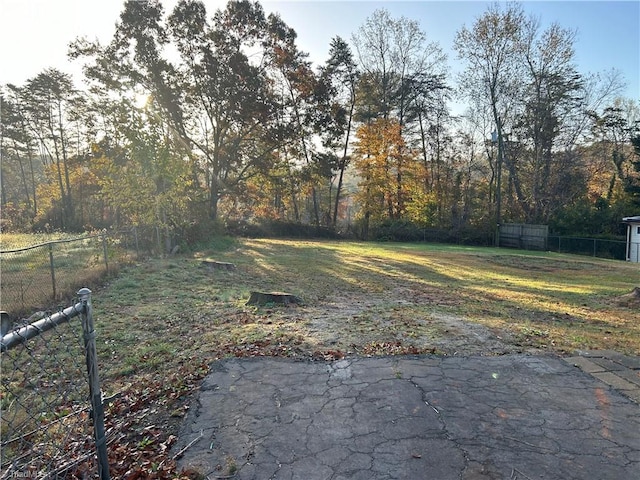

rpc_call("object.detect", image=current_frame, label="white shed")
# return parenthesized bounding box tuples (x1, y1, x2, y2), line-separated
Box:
(623, 216, 640, 262)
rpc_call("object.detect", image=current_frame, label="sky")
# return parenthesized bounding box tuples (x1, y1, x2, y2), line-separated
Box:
(1, 0, 638, 103)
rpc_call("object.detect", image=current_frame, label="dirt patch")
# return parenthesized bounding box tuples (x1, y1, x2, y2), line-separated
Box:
(254, 283, 529, 358)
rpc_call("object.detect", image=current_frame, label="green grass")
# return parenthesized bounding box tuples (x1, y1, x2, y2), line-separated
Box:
(4, 238, 638, 476)
(0, 233, 112, 317)
(92, 239, 639, 377)
(0, 232, 82, 250)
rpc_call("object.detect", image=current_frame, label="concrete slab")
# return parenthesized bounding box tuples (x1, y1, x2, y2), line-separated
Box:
(591, 372, 638, 391)
(589, 357, 627, 372)
(564, 356, 607, 373)
(613, 355, 640, 370)
(615, 368, 640, 387)
(175, 354, 640, 479)
(577, 351, 640, 369)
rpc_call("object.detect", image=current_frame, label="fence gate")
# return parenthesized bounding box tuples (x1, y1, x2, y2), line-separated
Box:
(0, 289, 109, 479)
(499, 223, 548, 250)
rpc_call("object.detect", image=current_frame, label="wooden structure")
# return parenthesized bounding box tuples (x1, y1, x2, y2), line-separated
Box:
(499, 223, 548, 250)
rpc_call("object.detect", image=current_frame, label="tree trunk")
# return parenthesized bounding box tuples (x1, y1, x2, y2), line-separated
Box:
(209, 176, 219, 221)
(0, 163, 6, 207)
(333, 160, 346, 227)
(333, 100, 354, 227)
(28, 147, 37, 217)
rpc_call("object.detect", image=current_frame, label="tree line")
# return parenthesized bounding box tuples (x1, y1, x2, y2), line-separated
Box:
(1, 0, 639, 242)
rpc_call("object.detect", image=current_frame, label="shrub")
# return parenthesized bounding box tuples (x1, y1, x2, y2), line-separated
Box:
(225, 219, 340, 239)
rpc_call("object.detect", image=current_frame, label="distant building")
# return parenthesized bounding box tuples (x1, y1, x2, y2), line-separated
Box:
(622, 216, 640, 262)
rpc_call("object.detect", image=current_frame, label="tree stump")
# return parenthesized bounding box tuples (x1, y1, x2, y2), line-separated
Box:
(617, 286, 640, 307)
(202, 260, 236, 271)
(246, 291, 302, 306)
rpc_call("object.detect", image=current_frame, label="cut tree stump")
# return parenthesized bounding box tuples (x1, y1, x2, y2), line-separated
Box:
(202, 260, 236, 271)
(246, 291, 302, 306)
(617, 286, 640, 307)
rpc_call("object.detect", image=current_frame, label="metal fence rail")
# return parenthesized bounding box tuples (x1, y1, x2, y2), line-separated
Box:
(0, 234, 107, 318)
(0, 227, 174, 318)
(547, 236, 629, 260)
(1, 289, 109, 479)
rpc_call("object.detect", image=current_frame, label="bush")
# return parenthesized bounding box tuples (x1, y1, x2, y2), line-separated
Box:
(372, 220, 424, 242)
(225, 219, 341, 239)
(179, 220, 237, 251)
(181, 219, 229, 250)
(368, 219, 494, 246)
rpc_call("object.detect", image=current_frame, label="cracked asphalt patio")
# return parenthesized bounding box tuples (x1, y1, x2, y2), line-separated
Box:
(175, 353, 640, 480)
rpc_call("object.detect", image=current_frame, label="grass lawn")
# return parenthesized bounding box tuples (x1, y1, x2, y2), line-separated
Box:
(0, 232, 111, 316)
(7, 238, 639, 477)
(95, 238, 639, 372)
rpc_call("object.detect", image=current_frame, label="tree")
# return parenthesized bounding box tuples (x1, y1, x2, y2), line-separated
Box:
(589, 101, 640, 210)
(268, 16, 323, 225)
(353, 118, 417, 237)
(630, 133, 640, 208)
(318, 36, 359, 227)
(455, 2, 526, 227)
(352, 8, 446, 234)
(0, 91, 40, 225)
(515, 19, 584, 222)
(73, 0, 297, 222)
(7, 69, 85, 229)
(93, 97, 197, 233)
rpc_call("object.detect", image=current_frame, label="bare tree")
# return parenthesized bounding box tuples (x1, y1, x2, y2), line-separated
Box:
(455, 2, 526, 227)
(517, 19, 583, 221)
(352, 8, 446, 127)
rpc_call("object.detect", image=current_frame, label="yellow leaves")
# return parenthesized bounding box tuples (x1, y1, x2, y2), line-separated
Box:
(353, 119, 422, 221)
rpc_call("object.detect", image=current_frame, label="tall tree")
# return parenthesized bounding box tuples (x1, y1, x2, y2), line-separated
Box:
(168, 0, 279, 220)
(353, 8, 446, 233)
(516, 19, 583, 221)
(10, 69, 84, 229)
(73, 0, 300, 221)
(318, 36, 359, 227)
(455, 2, 526, 226)
(353, 118, 417, 236)
(0, 91, 40, 222)
(630, 132, 640, 209)
(268, 16, 323, 224)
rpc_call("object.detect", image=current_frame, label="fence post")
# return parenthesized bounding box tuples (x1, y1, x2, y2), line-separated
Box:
(78, 288, 110, 480)
(49, 243, 57, 300)
(0, 311, 10, 336)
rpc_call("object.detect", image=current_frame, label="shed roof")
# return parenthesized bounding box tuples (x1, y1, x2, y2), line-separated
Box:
(623, 216, 640, 223)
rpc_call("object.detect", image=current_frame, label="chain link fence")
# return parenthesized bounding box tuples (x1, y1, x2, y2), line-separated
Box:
(0, 228, 176, 477)
(1, 289, 109, 479)
(547, 235, 630, 260)
(0, 227, 175, 319)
